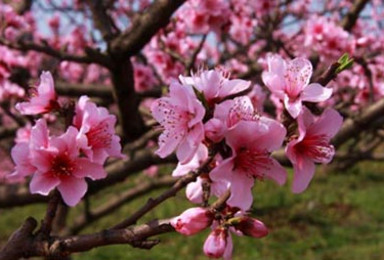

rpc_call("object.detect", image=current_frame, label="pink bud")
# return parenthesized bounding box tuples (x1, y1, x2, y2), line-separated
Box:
(171, 207, 213, 236)
(234, 217, 269, 238)
(203, 228, 228, 258)
(204, 118, 225, 142)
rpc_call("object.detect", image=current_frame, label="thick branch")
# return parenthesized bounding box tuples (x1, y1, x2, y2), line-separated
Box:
(55, 81, 113, 99)
(109, 59, 146, 142)
(109, 0, 186, 59)
(333, 98, 384, 148)
(341, 0, 370, 31)
(85, 0, 117, 41)
(0, 217, 37, 260)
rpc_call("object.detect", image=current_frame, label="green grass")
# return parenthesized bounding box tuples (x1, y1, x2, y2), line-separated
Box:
(1, 162, 384, 260)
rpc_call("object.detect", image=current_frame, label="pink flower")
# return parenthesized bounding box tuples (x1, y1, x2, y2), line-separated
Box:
(205, 96, 257, 142)
(171, 207, 213, 236)
(172, 144, 208, 177)
(203, 228, 232, 259)
(15, 71, 59, 115)
(286, 108, 343, 193)
(179, 69, 250, 105)
(233, 217, 269, 238)
(29, 126, 107, 206)
(9, 119, 49, 181)
(262, 55, 332, 118)
(74, 96, 124, 165)
(210, 119, 287, 210)
(151, 80, 205, 164)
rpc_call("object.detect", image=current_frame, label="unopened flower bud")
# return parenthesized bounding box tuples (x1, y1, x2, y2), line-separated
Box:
(233, 216, 268, 238)
(203, 228, 228, 258)
(171, 207, 213, 235)
(204, 118, 225, 142)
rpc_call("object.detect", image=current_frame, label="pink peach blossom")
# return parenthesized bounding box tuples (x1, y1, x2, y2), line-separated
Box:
(286, 107, 343, 193)
(210, 119, 287, 210)
(204, 96, 257, 143)
(74, 96, 124, 164)
(179, 69, 250, 105)
(262, 55, 332, 118)
(151, 80, 205, 164)
(29, 126, 107, 206)
(9, 119, 49, 181)
(15, 71, 59, 115)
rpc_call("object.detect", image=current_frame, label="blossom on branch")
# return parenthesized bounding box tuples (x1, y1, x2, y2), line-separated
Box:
(15, 71, 59, 115)
(74, 96, 124, 165)
(286, 107, 343, 193)
(262, 55, 332, 118)
(29, 126, 107, 206)
(210, 119, 287, 211)
(151, 80, 205, 164)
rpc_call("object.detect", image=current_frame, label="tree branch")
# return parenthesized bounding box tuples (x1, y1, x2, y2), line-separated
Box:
(111, 155, 214, 229)
(70, 176, 176, 234)
(333, 98, 384, 148)
(0, 38, 112, 67)
(55, 81, 113, 99)
(109, 0, 186, 59)
(341, 0, 370, 31)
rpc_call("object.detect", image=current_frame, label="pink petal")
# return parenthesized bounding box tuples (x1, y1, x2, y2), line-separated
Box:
(30, 172, 60, 195)
(285, 138, 301, 164)
(155, 130, 180, 158)
(223, 232, 233, 260)
(210, 158, 233, 183)
(186, 178, 204, 204)
(90, 148, 109, 164)
(73, 158, 107, 180)
(255, 118, 286, 151)
(267, 54, 286, 75)
(220, 79, 250, 98)
(30, 119, 49, 149)
(57, 177, 87, 206)
(291, 157, 315, 194)
(30, 149, 56, 172)
(284, 95, 302, 119)
(286, 58, 312, 90)
(227, 172, 254, 211)
(225, 121, 269, 151)
(262, 72, 286, 97)
(38, 71, 55, 98)
(15, 102, 47, 115)
(173, 144, 208, 177)
(200, 70, 221, 100)
(308, 108, 343, 137)
(264, 158, 287, 186)
(301, 83, 332, 102)
(176, 123, 204, 164)
(297, 107, 315, 136)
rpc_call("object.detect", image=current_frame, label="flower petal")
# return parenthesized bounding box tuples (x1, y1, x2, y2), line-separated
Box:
(291, 157, 315, 193)
(284, 95, 302, 119)
(73, 158, 107, 180)
(57, 177, 87, 206)
(301, 83, 332, 102)
(265, 158, 287, 186)
(30, 172, 60, 196)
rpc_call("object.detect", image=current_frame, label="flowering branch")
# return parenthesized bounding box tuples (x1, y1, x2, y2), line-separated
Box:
(112, 155, 215, 229)
(69, 175, 176, 234)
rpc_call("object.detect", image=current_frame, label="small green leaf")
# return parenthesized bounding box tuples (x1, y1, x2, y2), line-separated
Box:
(336, 53, 354, 74)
